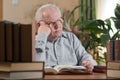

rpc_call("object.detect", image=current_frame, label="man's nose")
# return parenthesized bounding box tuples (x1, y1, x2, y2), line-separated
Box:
(54, 25, 59, 29)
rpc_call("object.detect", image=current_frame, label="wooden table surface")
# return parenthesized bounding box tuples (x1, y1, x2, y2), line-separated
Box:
(44, 72, 107, 79)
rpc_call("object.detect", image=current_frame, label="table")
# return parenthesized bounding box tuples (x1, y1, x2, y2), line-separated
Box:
(44, 72, 107, 79)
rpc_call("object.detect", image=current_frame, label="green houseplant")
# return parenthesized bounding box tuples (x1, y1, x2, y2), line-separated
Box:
(63, 3, 120, 64)
(81, 4, 120, 64)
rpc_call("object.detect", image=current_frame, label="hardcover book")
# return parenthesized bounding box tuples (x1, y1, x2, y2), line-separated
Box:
(114, 40, 120, 61)
(5, 22, 13, 62)
(107, 69, 120, 78)
(107, 61, 120, 78)
(0, 21, 5, 61)
(0, 21, 36, 62)
(0, 71, 43, 79)
(107, 61, 120, 70)
(13, 24, 20, 62)
(20, 24, 35, 62)
(106, 40, 120, 61)
(0, 62, 44, 79)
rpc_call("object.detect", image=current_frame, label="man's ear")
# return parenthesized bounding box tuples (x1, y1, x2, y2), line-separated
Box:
(60, 18, 64, 24)
(36, 22, 40, 27)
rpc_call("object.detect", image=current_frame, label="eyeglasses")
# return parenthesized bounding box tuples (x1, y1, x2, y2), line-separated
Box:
(42, 18, 61, 27)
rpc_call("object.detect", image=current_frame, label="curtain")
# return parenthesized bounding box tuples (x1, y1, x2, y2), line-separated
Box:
(79, 0, 96, 23)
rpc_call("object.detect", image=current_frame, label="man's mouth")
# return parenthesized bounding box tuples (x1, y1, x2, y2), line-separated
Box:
(55, 30, 61, 32)
(55, 30, 60, 32)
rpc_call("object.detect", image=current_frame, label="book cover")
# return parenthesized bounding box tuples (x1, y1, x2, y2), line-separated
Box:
(107, 61, 120, 70)
(0, 71, 43, 79)
(0, 62, 44, 72)
(0, 62, 44, 79)
(0, 21, 5, 61)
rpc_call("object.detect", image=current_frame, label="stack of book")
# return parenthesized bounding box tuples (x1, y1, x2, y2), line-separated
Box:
(0, 62, 44, 79)
(106, 40, 120, 61)
(106, 40, 120, 78)
(0, 21, 36, 62)
(0, 21, 45, 79)
(107, 61, 120, 78)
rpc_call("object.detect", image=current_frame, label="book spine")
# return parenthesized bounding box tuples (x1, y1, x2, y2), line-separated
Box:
(0, 22, 35, 62)
(5, 23, 13, 62)
(109, 40, 114, 61)
(114, 40, 120, 61)
(106, 41, 110, 61)
(20, 24, 32, 62)
(106, 40, 114, 61)
(0, 22, 5, 61)
(13, 24, 20, 62)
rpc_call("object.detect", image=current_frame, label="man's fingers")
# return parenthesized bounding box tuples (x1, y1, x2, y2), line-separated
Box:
(82, 60, 94, 72)
(39, 21, 45, 25)
(82, 61, 87, 66)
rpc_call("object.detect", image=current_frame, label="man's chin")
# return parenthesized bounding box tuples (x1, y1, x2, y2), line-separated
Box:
(55, 32, 62, 37)
(52, 34, 61, 41)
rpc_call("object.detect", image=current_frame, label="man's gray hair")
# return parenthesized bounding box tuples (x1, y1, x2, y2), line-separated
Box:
(35, 3, 62, 23)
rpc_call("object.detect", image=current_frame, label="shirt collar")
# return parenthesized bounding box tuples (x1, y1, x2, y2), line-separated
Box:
(61, 31, 68, 38)
(47, 31, 68, 42)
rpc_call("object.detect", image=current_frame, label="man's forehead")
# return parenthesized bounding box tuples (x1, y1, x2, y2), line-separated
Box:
(42, 10, 61, 22)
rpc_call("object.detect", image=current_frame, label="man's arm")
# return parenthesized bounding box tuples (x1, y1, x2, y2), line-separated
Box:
(35, 21, 51, 61)
(35, 33, 47, 53)
(35, 33, 47, 61)
(72, 33, 97, 72)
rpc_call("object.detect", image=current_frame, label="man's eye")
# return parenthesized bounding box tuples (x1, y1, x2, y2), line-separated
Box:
(45, 22, 50, 25)
(52, 22, 56, 25)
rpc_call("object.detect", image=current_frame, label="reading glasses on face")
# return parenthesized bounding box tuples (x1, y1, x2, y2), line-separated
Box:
(42, 18, 61, 26)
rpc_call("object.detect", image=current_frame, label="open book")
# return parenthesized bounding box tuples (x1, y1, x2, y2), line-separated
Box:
(45, 65, 92, 74)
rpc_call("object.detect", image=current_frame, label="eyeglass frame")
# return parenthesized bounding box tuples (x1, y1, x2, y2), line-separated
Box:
(40, 17, 62, 27)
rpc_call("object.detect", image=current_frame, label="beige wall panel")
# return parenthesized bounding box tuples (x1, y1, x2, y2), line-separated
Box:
(3, 0, 78, 24)
(0, 0, 2, 21)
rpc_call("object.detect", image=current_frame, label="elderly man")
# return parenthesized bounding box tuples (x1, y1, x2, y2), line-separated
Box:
(34, 3, 97, 72)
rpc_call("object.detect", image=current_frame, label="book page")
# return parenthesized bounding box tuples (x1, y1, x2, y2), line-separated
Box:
(53, 65, 90, 74)
(54, 65, 86, 70)
(45, 67, 58, 74)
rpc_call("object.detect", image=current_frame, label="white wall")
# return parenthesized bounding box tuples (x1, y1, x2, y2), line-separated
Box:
(96, 0, 119, 20)
(96, 0, 120, 36)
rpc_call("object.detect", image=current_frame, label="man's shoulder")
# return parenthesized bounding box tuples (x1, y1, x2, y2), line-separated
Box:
(62, 31, 75, 37)
(62, 31, 80, 42)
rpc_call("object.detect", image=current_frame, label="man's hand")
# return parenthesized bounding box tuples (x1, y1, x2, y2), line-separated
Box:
(37, 21, 51, 36)
(82, 60, 94, 72)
